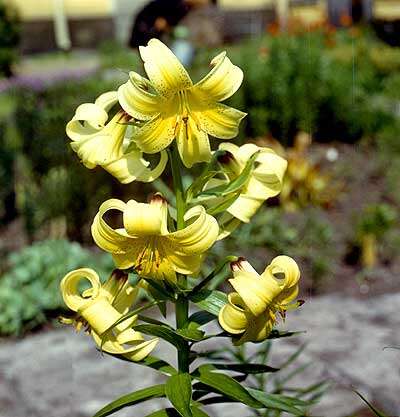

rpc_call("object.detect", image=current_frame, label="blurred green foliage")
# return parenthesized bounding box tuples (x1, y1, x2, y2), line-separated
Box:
(194, 28, 400, 144)
(1, 77, 150, 241)
(0, 239, 113, 336)
(212, 207, 335, 292)
(0, 0, 20, 77)
(356, 203, 397, 238)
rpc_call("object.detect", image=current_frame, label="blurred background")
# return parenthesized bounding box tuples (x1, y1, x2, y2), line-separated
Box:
(0, 1, 399, 416)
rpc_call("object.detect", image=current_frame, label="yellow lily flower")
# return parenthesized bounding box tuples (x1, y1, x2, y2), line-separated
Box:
(218, 292, 276, 345)
(204, 143, 287, 238)
(118, 38, 246, 168)
(218, 256, 301, 344)
(66, 90, 168, 183)
(91, 194, 219, 283)
(60, 268, 158, 361)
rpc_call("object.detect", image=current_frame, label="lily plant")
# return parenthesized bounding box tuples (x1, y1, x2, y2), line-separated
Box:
(60, 39, 309, 417)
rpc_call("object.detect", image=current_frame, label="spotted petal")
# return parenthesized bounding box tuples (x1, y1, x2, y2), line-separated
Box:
(194, 51, 244, 102)
(139, 38, 193, 98)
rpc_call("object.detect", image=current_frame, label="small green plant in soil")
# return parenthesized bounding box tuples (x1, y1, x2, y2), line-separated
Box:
(0, 239, 113, 336)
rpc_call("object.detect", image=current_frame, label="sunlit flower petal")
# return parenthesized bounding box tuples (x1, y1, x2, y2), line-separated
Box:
(195, 103, 247, 139)
(118, 72, 160, 120)
(139, 38, 193, 97)
(103, 147, 168, 184)
(175, 117, 211, 168)
(60, 268, 158, 360)
(194, 51, 244, 102)
(217, 143, 287, 223)
(66, 91, 167, 183)
(91, 195, 219, 282)
(133, 114, 177, 154)
(218, 257, 301, 344)
(121, 39, 245, 167)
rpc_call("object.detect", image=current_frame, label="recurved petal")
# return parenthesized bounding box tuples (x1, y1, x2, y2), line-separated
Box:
(164, 251, 204, 277)
(194, 51, 244, 102)
(253, 150, 288, 196)
(229, 271, 266, 317)
(176, 118, 211, 168)
(139, 38, 192, 97)
(132, 114, 176, 154)
(263, 256, 300, 305)
(197, 103, 246, 139)
(118, 72, 160, 120)
(95, 90, 119, 111)
(103, 148, 168, 184)
(69, 111, 129, 168)
(60, 268, 101, 312)
(91, 199, 134, 254)
(218, 293, 249, 335)
(167, 205, 219, 255)
(226, 192, 263, 223)
(123, 198, 167, 236)
(92, 331, 159, 361)
(66, 103, 108, 142)
(237, 311, 275, 344)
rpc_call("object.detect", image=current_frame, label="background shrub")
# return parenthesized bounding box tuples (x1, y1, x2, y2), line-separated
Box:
(0, 239, 113, 336)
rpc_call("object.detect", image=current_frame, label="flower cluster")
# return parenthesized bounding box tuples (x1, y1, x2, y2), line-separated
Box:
(60, 39, 302, 364)
(219, 256, 302, 344)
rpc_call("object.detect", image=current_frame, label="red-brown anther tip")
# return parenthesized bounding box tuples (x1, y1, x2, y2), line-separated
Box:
(230, 256, 247, 271)
(217, 150, 235, 165)
(149, 193, 167, 204)
(112, 269, 128, 281)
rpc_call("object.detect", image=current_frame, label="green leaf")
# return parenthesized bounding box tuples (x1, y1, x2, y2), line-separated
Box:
(145, 409, 179, 417)
(354, 391, 388, 417)
(201, 151, 258, 197)
(176, 327, 205, 341)
(98, 352, 176, 375)
(207, 192, 240, 216)
(165, 373, 193, 417)
(186, 170, 220, 201)
(143, 277, 174, 300)
(138, 314, 173, 328)
(267, 329, 305, 340)
(93, 384, 165, 417)
(204, 363, 279, 374)
(189, 289, 227, 316)
(193, 370, 262, 409)
(191, 405, 211, 417)
(190, 256, 238, 294)
(103, 301, 158, 334)
(247, 388, 307, 415)
(145, 407, 209, 417)
(134, 324, 187, 350)
(188, 311, 216, 327)
(138, 355, 177, 375)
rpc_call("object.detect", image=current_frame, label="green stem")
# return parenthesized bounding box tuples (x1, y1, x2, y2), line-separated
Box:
(169, 145, 189, 373)
(169, 146, 185, 230)
(176, 293, 190, 373)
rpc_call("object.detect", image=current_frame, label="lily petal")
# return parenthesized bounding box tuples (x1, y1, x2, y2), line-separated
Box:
(139, 38, 192, 98)
(176, 118, 211, 168)
(118, 72, 160, 120)
(168, 206, 219, 255)
(194, 51, 244, 102)
(103, 148, 168, 184)
(197, 103, 247, 139)
(123, 197, 168, 236)
(218, 293, 249, 334)
(133, 114, 176, 154)
(91, 199, 133, 254)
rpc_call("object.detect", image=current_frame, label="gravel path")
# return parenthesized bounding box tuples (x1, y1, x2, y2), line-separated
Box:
(1, 293, 399, 417)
